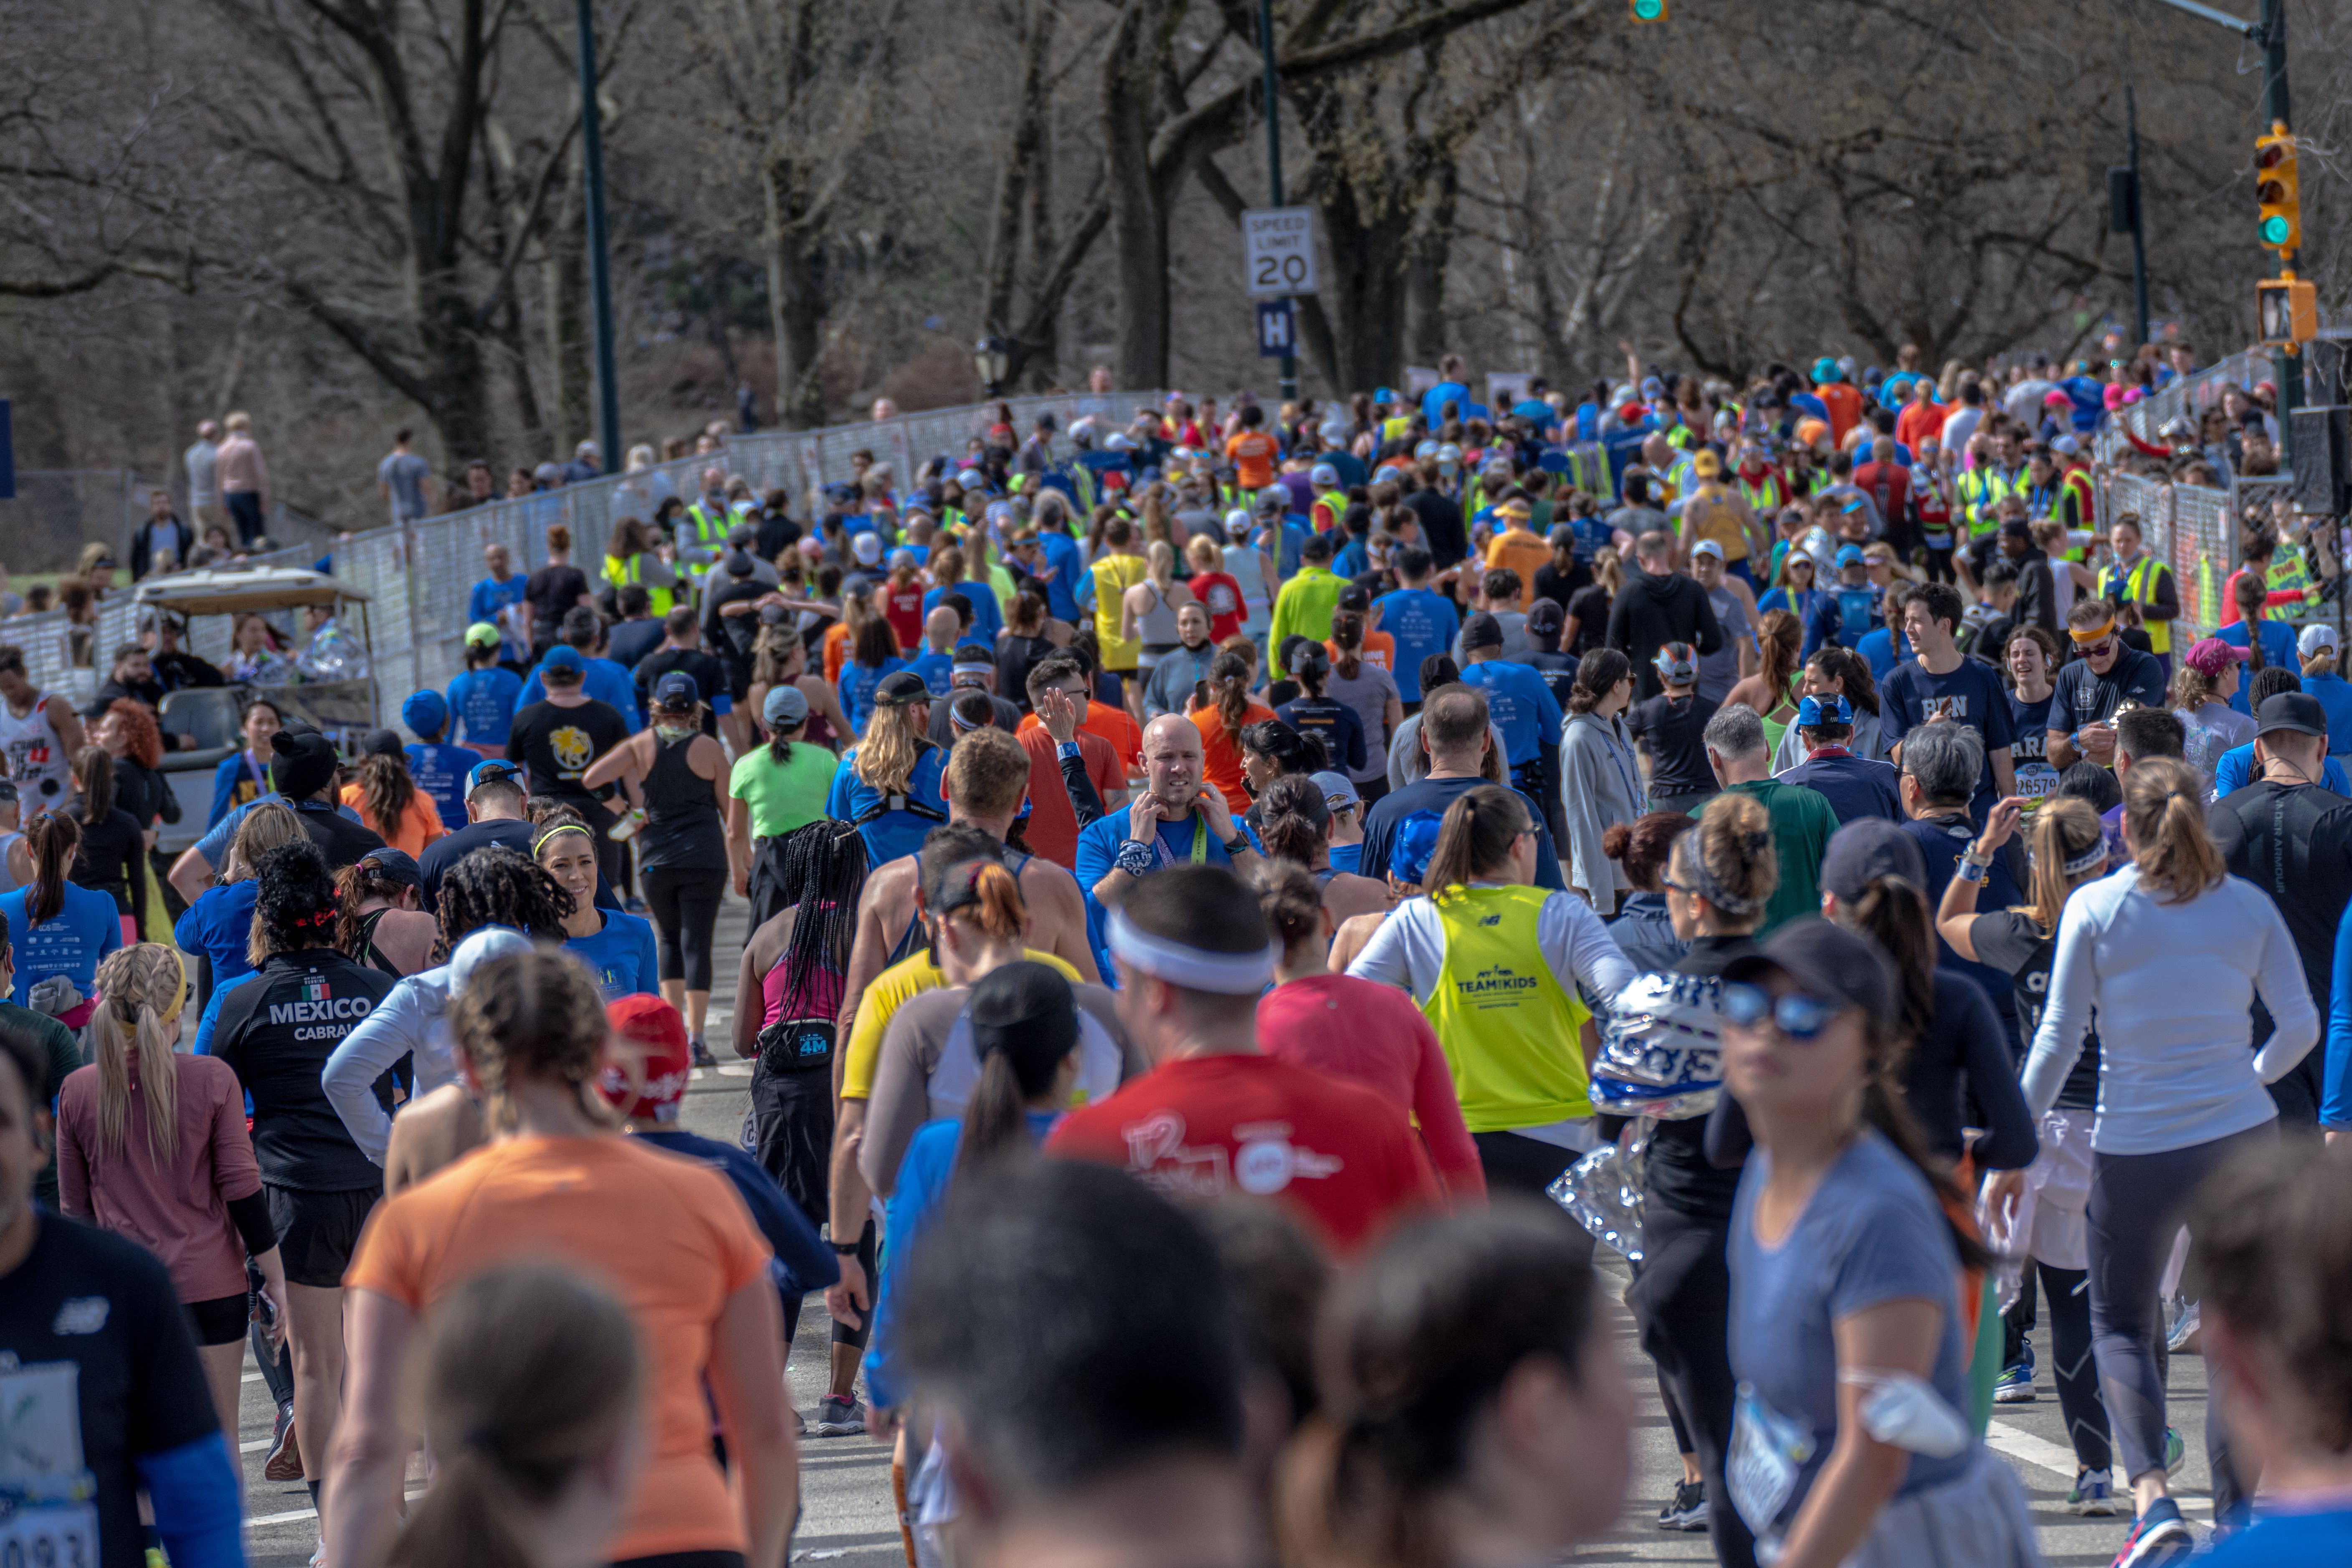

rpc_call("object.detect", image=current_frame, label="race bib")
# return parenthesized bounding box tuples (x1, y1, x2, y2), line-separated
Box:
(2015, 762, 2060, 808)
(1727, 1383, 1815, 1538)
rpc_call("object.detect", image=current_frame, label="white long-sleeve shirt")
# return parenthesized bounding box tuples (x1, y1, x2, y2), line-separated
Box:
(321, 965, 463, 1164)
(1347, 883, 1637, 1011)
(2024, 865, 2317, 1155)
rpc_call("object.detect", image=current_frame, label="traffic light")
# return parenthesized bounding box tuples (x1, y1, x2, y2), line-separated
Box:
(2257, 277, 2317, 347)
(2256, 124, 2300, 257)
(1629, 0, 1666, 19)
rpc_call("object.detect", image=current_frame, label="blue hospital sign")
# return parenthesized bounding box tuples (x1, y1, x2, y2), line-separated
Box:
(1256, 299, 1296, 359)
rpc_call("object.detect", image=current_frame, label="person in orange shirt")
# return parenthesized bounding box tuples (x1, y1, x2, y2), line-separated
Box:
(1483, 501, 1550, 611)
(329, 947, 796, 1568)
(1894, 377, 1948, 454)
(339, 736, 448, 857)
(1224, 404, 1280, 492)
(1328, 582, 1394, 673)
(1812, 357, 1864, 446)
(1188, 649, 1274, 800)
(1015, 648, 1144, 778)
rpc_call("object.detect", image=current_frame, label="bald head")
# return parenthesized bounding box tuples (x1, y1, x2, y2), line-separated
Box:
(1140, 714, 1205, 808)
(925, 605, 960, 651)
(1642, 433, 1673, 469)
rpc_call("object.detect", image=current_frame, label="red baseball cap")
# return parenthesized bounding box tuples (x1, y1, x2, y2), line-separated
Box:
(598, 995, 692, 1121)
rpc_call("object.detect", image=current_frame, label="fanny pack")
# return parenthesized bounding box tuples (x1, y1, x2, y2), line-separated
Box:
(755, 1016, 836, 1075)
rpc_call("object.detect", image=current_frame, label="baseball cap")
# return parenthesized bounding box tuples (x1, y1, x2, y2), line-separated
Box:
(1691, 538, 1725, 561)
(541, 643, 586, 673)
(2051, 434, 2081, 456)
(1653, 642, 1698, 685)
(853, 532, 883, 565)
(353, 846, 421, 892)
(402, 689, 449, 738)
(724, 550, 757, 578)
(465, 621, 503, 650)
(1460, 612, 1506, 652)
(2298, 624, 2339, 659)
(360, 727, 405, 759)
(1335, 583, 1372, 613)
(1794, 693, 1852, 729)
(1309, 463, 1339, 488)
(1392, 813, 1446, 888)
(1724, 918, 1897, 1023)
(598, 994, 693, 1122)
(1691, 449, 1723, 477)
(1525, 598, 1565, 637)
(652, 671, 701, 711)
(968, 961, 1079, 1069)
(1816, 819, 1928, 904)
(1225, 509, 1254, 538)
(1498, 499, 1532, 520)
(874, 670, 930, 708)
(268, 729, 340, 800)
(2256, 691, 2327, 740)
(466, 758, 525, 795)
(448, 927, 532, 993)
(1373, 387, 1396, 404)
(2187, 637, 2253, 678)
(1834, 544, 1866, 569)
(1310, 770, 1360, 811)
(763, 684, 810, 729)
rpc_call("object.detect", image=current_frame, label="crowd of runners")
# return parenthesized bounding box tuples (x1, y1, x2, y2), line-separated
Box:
(7, 346, 2352, 1568)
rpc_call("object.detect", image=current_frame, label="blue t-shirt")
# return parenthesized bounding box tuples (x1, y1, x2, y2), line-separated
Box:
(190, 969, 258, 1060)
(826, 747, 948, 869)
(1332, 537, 1371, 579)
(2198, 1508, 2352, 1568)
(0, 884, 124, 1005)
(448, 667, 525, 748)
(1357, 774, 1563, 892)
(1033, 532, 1086, 623)
(635, 1129, 835, 1298)
(1371, 588, 1463, 702)
(1727, 1130, 1976, 1537)
(2216, 619, 2299, 714)
(1878, 657, 2015, 817)
(906, 651, 956, 699)
(174, 880, 261, 986)
(519, 657, 644, 731)
(1853, 626, 1910, 683)
(469, 573, 530, 663)
(1328, 842, 1362, 876)
(924, 583, 1003, 648)
(2303, 671, 2352, 754)
(1421, 381, 1471, 427)
(194, 795, 366, 872)
(564, 909, 659, 999)
(1757, 586, 1824, 628)
(2214, 742, 2352, 800)
(208, 749, 273, 828)
(406, 742, 479, 833)
(1456, 659, 1564, 768)
(1071, 811, 1261, 986)
(838, 658, 909, 736)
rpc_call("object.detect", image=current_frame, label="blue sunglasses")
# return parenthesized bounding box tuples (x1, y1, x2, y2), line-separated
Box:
(1721, 982, 1843, 1041)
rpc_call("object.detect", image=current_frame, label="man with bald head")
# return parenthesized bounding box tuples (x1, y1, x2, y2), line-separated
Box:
(1073, 713, 1264, 985)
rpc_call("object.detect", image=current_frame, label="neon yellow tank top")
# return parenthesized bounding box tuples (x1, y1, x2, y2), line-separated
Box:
(1091, 552, 1151, 669)
(1417, 884, 1594, 1132)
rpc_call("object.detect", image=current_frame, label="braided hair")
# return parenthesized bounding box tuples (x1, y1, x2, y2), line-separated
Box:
(430, 845, 572, 964)
(774, 823, 867, 1017)
(248, 839, 341, 966)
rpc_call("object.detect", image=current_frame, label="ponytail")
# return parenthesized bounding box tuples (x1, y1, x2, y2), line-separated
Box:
(1256, 775, 1331, 868)
(1844, 875, 1937, 1044)
(2123, 756, 2224, 903)
(356, 752, 416, 841)
(90, 945, 187, 1165)
(1330, 612, 1365, 680)
(1210, 650, 1254, 742)
(949, 1003, 1076, 1189)
(74, 747, 115, 823)
(1424, 784, 1527, 894)
(1253, 859, 1327, 963)
(335, 855, 414, 959)
(26, 812, 78, 925)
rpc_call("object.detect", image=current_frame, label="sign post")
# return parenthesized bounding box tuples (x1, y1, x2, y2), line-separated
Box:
(1243, 205, 1317, 403)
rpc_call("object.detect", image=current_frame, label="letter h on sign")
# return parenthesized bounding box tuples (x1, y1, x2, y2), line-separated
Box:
(1256, 299, 1296, 359)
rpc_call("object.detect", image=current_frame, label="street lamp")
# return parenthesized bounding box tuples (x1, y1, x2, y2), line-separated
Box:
(975, 334, 1011, 398)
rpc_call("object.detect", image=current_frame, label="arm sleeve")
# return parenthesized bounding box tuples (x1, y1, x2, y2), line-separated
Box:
(1059, 746, 1105, 830)
(1605, 591, 1631, 654)
(1951, 977, 2038, 1170)
(208, 1069, 263, 1203)
(137, 1436, 248, 1568)
(1801, 597, 1831, 659)
(225, 1191, 277, 1257)
(2020, 893, 2097, 1119)
(1531, 671, 1564, 747)
(1556, 733, 1617, 914)
(321, 990, 420, 1164)
(1344, 903, 1422, 995)
(2325, 900, 2352, 1130)
(2149, 565, 2180, 621)
(720, 1151, 835, 1295)
(1547, 893, 1636, 1003)
(2250, 892, 2322, 1083)
(1690, 587, 1724, 657)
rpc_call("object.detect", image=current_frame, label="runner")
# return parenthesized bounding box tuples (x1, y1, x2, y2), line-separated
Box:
(1, 813, 121, 1030)
(2000, 626, 2063, 807)
(397, 691, 480, 832)
(1048, 862, 1439, 1251)
(0, 644, 88, 817)
(331, 846, 437, 978)
(2015, 757, 2318, 1564)
(208, 697, 282, 827)
(1776, 694, 1901, 824)
(532, 810, 659, 998)
(2046, 598, 2171, 773)
(827, 670, 947, 867)
(447, 624, 524, 757)
(1626, 642, 1720, 817)
(1696, 704, 1841, 932)
(1716, 920, 2038, 1565)
(1556, 650, 1643, 912)
(327, 946, 795, 1568)
(1881, 581, 2017, 818)
(1253, 859, 1484, 1201)
(1251, 773, 1386, 925)
(337, 732, 446, 856)
(1347, 785, 1635, 1216)
(206, 840, 398, 1523)
(506, 644, 634, 889)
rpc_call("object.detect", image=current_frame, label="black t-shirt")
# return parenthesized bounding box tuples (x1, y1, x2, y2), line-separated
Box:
(2049, 646, 2169, 739)
(111, 759, 173, 830)
(2210, 782, 2352, 1093)
(70, 808, 145, 913)
(1644, 934, 1761, 1223)
(606, 618, 666, 670)
(0, 1216, 220, 1568)
(1626, 692, 1719, 795)
(755, 514, 802, 560)
(210, 948, 397, 1191)
(1276, 695, 1367, 773)
(1970, 909, 2099, 1110)
(633, 648, 729, 737)
(291, 797, 387, 869)
(524, 564, 590, 635)
(702, 580, 769, 665)
(1904, 812, 2025, 1054)
(1533, 560, 1588, 610)
(997, 635, 1057, 709)
(1565, 583, 1613, 658)
(1523, 648, 1580, 712)
(507, 698, 630, 809)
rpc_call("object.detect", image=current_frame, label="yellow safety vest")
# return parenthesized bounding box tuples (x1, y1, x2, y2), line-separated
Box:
(2099, 555, 2172, 655)
(1417, 884, 1593, 1131)
(1957, 465, 2025, 535)
(2269, 552, 2321, 616)
(601, 553, 674, 617)
(2060, 467, 2096, 532)
(1312, 488, 1349, 533)
(1736, 474, 1784, 515)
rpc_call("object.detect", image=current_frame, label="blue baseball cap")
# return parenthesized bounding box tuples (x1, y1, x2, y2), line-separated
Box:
(401, 689, 449, 738)
(1374, 387, 1396, 404)
(1834, 544, 1866, 569)
(1795, 693, 1852, 729)
(466, 758, 525, 795)
(652, 670, 701, 711)
(542, 644, 586, 672)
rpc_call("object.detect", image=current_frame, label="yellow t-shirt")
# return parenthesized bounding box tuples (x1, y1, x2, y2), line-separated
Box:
(1089, 551, 1151, 671)
(842, 947, 1084, 1099)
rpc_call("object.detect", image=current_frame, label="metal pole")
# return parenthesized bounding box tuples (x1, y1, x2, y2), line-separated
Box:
(2127, 85, 2151, 350)
(1258, 0, 1297, 406)
(576, 0, 623, 471)
(2260, 0, 2300, 455)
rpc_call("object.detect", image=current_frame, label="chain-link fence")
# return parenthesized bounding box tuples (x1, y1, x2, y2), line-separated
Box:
(0, 471, 161, 574)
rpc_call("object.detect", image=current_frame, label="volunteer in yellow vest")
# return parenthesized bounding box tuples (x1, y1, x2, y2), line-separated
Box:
(1345, 783, 1636, 1209)
(600, 517, 677, 617)
(1733, 441, 1785, 517)
(681, 465, 734, 604)
(1675, 448, 1763, 587)
(1267, 530, 1348, 678)
(1957, 429, 2030, 537)
(2096, 514, 2180, 673)
(1077, 512, 1151, 691)
(1307, 462, 1350, 534)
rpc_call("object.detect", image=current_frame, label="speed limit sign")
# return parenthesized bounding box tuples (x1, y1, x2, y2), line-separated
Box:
(1242, 208, 1318, 298)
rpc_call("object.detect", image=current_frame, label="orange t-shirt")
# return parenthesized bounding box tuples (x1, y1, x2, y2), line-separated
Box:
(1225, 431, 1279, 491)
(1018, 700, 1143, 777)
(1895, 398, 1949, 454)
(1328, 631, 1395, 675)
(1484, 531, 1551, 610)
(344, 1135, 772, 1563)
(822, 621, 852, 685)
(1190, 703, 1275, 801)
(338, 783, 447, 858)
(1818, 382, 1865, 445)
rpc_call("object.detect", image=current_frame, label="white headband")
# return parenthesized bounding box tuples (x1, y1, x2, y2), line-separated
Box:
(1106, 909, 1278, 995)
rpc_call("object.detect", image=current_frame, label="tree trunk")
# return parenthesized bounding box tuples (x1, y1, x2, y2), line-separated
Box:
(765, 157, 827, 429)
(985, 0, 1055, 343)
(1311, 173, 1411, 394)
(1407, 160, 1456, 365)
(548, 165, 591, 454)
(1103, 0, 1169, 390)
(421, 272, 492, 469)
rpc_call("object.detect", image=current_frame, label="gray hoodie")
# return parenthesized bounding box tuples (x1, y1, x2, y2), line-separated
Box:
(1559, 709, 1645, 916)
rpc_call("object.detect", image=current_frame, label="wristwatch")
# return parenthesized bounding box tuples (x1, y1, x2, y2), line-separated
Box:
(830, 1241, 862, 1257)
(1223, 832, 1252, 856)
(1114, 838, 1156, 876)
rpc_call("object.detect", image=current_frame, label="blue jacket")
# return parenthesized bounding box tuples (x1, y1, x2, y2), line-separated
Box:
(1458, 658, 1563, 768)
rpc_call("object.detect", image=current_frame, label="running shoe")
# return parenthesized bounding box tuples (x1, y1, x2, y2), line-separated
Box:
(2109, 1497, 2194, 1567)
(263, 1403, 302, 1482)
(2068, 1468, 2117, 1516)
(1994, 1342, 2036, 1403)
(2165, 1299, 2201, 1355)
(1655, 1479, 1708, 1531)
(691, 1039, 718, 1069)
(2163, 1426, 2185, 1476)
(814, 1393, 865, 1436)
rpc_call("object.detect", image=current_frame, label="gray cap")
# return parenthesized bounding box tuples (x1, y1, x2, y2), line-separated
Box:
(763, 683, 810, 728)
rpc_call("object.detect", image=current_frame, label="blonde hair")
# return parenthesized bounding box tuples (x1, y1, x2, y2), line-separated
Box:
(2016, 797, 2106, 932)
(90, 945, 189, 1164)
(2122, 757, 2224, 904)
(1147, 540, 1178, 588)
(225, 799, 303, 883)
(852, 700, 928, 798)
(1591, 545, 1624, 597)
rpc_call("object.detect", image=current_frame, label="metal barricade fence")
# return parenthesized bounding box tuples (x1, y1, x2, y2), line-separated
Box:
(2168, 484, 2235, 643)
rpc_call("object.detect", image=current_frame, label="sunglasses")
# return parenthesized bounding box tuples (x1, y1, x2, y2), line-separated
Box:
(1721, 982, 1844, 1040)
(2074, 637, 2117, 659)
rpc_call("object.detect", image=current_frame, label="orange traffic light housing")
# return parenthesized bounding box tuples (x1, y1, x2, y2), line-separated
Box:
(2258, 277, 2317, 348)
(2256, 124, 2300, 257)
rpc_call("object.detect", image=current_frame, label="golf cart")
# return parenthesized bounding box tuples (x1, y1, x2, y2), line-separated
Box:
(134, 567, 379, 856)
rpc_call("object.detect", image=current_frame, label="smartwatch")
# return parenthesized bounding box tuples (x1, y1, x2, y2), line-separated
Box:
(1223, 833, 1252, 857)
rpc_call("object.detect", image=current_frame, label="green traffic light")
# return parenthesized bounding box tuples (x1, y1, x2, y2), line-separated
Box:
(1631, 0, 1663, 16)
(2261, 214, 2291, 246)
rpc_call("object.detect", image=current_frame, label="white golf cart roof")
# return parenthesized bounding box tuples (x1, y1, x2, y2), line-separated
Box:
(132, 567, 374, 615)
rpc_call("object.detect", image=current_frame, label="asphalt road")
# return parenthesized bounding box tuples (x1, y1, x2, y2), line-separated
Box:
(234, 890, 2217, 1565)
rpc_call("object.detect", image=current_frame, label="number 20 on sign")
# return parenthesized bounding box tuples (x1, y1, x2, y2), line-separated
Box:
(1242, 208, 1319, 298)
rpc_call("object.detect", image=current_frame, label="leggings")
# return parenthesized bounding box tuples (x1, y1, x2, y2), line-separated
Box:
(1627, 1203, 1757, 1568)
(641, 864, 724, 990)
(2086, 1123, 2271, 1487)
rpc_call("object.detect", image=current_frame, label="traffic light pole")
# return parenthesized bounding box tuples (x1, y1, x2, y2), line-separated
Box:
(2127, 85, 2150, 350)
(577, 0, 623, 471)
(1259, 0, 1297, 407)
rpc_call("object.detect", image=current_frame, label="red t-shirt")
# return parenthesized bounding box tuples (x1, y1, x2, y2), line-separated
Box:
(1852, 461, 1912, 533)
(1894, 399, 1949, 454)
(1017, 725, 1122, 869)
(1046, 1052, 1441, 1254)
(1254, 975, 1485, 1202)
(1189, 570, 1247, 644)
(1818, 382, 1864, 445)
(881, 582, 926, 651)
